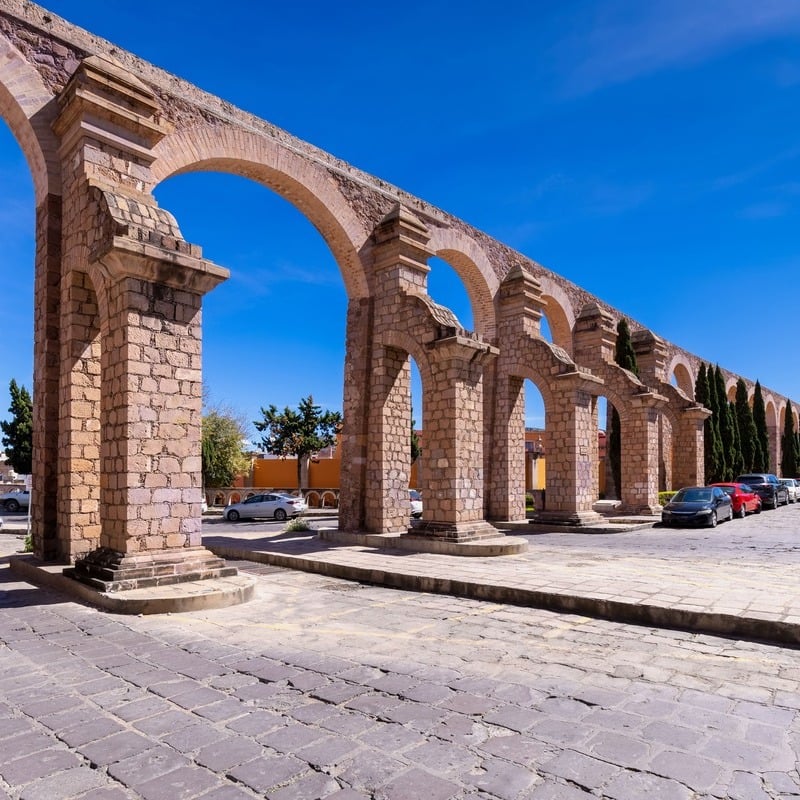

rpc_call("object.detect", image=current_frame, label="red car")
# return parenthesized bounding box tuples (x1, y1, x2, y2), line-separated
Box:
(710, 483, 762, 518)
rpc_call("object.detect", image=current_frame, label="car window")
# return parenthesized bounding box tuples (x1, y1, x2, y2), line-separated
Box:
(675, 488, 711, 502)
(243, 495, 262, 504)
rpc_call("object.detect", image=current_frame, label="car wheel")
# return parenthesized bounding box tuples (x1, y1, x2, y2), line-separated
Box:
(708, 511, 717, 528)
(274, 508, 287, 521)
(755, 502, 761, 514)
(737, 504, 746, 519)
(227, 510, 240, 522)
(5, 499, 19, 512)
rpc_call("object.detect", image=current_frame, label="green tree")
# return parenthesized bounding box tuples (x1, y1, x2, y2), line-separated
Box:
(254, 395, 342, 490)
(780, 402, 799, 478)
(728, 400, 744, 478)
(752, 381, 769, 472)
(713, 366, 734, 480)
(608, 319, 638, 500)
(735, 379, 761, 473)
(411, 414, 421, 464)
(0, 379, 33, 475)
(695, 364, 724, 483)
(202, 407, 250, 488)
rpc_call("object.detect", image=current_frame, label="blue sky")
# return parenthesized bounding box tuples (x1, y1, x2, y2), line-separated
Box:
(1, 1, 799, 437)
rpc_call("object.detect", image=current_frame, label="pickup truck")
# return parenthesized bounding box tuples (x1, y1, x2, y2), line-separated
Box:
(0, 489, 30, 512)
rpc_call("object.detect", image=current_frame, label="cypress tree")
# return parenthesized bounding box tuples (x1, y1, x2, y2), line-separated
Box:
(714, 366, 734, 480)
(696, 364, 724, 483)
(608, 319, 638, 500)
(752, 381, 769, 472)
(728, 400, 744, 478)
(780, 402, 798, 478)
(735, 379, 761, 473)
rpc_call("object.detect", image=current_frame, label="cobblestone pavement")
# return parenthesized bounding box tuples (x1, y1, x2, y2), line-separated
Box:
(2, 529, 800, 800)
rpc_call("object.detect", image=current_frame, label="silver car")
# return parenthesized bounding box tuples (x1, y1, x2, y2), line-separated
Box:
(223, 493, 307, 522)
(779, 478, 800, 503)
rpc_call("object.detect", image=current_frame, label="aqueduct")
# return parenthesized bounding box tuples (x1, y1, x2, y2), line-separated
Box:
(1, 1, 798, 591)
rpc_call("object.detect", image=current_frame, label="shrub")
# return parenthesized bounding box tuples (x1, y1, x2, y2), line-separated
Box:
(284, 517, 312, 532)
(658, 491, 677, 506)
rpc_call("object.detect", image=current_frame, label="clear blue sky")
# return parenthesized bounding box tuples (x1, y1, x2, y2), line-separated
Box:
(1, 1, 799, 439)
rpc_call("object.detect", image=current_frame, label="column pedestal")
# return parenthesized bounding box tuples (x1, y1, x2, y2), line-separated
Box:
(66, 546, 237, 592)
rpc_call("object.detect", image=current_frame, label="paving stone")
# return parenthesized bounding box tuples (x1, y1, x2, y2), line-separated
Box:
(134, 764, 222, 800)
(312, 682, 369, 705)
(227, 755, 308, 793)
(161, 722, 222, 753)
(192, 698, 248, 723)
(0, 747, 81, 786)
(225, 710, 284, 737)
(650, 750, 723, 792)
(539, 750, 622, 790)
(483, 705, 541, 733)
(604, 770, 694, 800)
(478, 733, 552, 765)
(337, 750, 410, 793)
(376, 767, 461, 800)
(294, 734, 362, 769)
(472, 760, 540, 800)
(79, 730, 157, 766)
(59, 717, 127, 747)
(259, 722, 325, 753)
(265, 770, 342, 800)
(107, 746, 191, 785)
(194, 735, 264, 771)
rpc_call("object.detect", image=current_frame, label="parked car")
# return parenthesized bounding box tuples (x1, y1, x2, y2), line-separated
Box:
(709, 482, 762, 518)
(0, 489, 29, 512)
(779, 478, 800, 503)
(223, 493, 307, 522)
(661, 486, 733, 528)
(409, 489, 423, 518)
(734, 474, 789, 509)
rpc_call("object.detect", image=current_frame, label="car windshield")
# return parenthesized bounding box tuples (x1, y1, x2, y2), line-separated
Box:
(718, 486, 734, 496)
(674, 488, 712, 503)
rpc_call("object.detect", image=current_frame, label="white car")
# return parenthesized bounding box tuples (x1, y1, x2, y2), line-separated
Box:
(223, 493, 307, 522)
(0, 489, 29, 512)
(409, 489, 423, 518)
(779, 478, 800, 503)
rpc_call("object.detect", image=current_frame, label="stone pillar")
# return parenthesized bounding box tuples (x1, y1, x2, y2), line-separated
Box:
(674, 406, 711, 488)
(364, 345, 413, 533)
(69, 213, 232, 590)
(414, 334, 499, 540)
(49, 53, 235, 589)
(620, 394, 664, 515)
(487, 371, 526, 521)
(31, 193, 62, 560)
(339, 297, 373, 532)
(532, 375, 604, 525)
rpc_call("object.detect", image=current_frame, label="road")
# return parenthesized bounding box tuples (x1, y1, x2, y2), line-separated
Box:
(1, 515, 800, 799)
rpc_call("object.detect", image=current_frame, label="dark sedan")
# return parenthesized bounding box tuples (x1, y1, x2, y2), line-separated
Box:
(661, 486, 733, 528)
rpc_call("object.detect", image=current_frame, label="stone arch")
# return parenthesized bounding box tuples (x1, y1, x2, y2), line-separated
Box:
(151, 125, 370, 299)
(0, 33, 60, 200)
(305, 491, 320, 509)
(428, 227, 499, 341)
(667, 355, 694, 398)
(321, 490, 338, 508)
(537, 275, 575, 355)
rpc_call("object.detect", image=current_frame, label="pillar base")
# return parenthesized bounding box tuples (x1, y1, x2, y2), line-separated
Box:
(619, 504, 663, 516)
(409, 519, 500, 542)
(65, 546, 238, 592)
(529, 510, 605, 527)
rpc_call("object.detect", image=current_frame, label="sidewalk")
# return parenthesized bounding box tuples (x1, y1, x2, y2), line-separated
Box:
(202, 510, 800, 647)
(6, 508, 800, 646)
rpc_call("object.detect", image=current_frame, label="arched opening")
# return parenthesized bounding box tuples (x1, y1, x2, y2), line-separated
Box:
(524, 379, 546, 512)
(152, 171, 349, 497)
(670, 361, 694, 398)
(0, 121, 34, 408)
(427, 256, 474, 331)
(156, 171, 348, 417)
